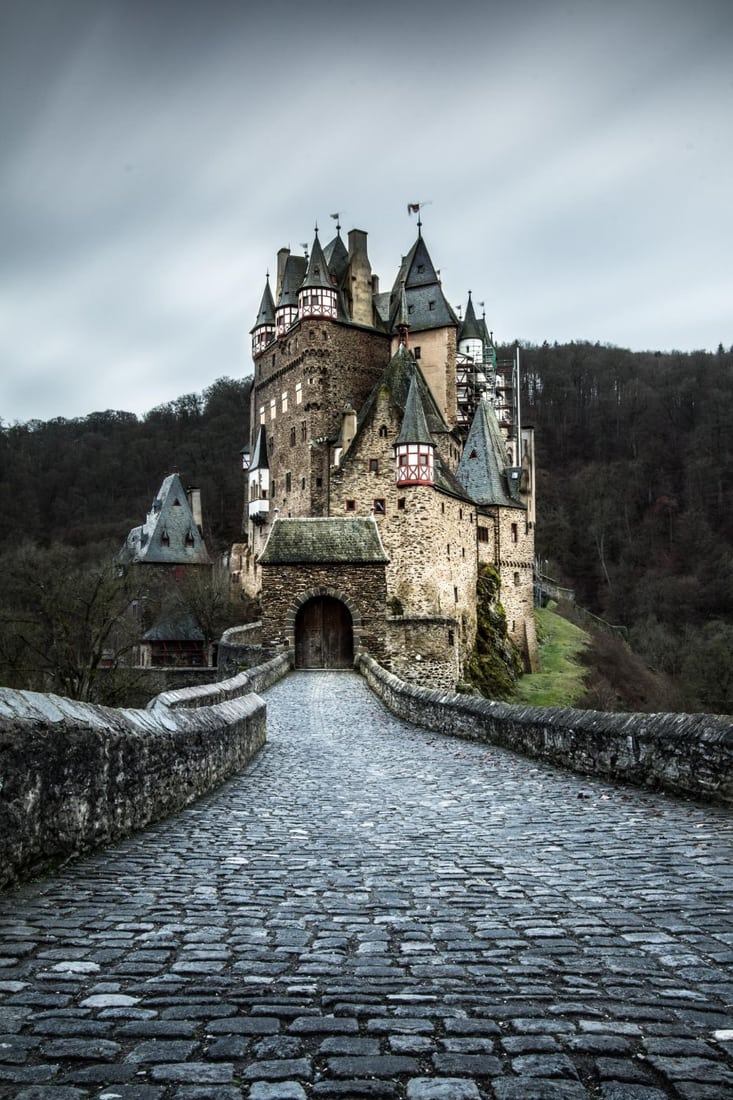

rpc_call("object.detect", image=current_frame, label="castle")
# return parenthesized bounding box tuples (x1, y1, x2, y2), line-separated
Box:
(232, 216, 536, 689)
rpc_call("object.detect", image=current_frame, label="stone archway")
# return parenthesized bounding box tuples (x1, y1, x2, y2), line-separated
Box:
(294, 596, 354, 669)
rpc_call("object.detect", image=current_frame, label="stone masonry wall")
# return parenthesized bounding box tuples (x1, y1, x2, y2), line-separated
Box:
(358, 653, 733, 807)
(260, 563, 388, 662)
(0, 680, 274, 891)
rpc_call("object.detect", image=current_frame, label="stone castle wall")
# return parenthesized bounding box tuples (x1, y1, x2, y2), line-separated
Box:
(260, 562, 388, 662)
(0, 685, 271, 891)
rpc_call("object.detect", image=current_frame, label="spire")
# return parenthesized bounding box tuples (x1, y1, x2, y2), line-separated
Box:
(396, 370, 434, 446)
(455, 401, 520, 508)
(299, 227, 338, 319)
(249, 424, 269, 471)
(250, 274, 277, 355)
(301, 229, 334, 291)
(458, 291, 482, 343)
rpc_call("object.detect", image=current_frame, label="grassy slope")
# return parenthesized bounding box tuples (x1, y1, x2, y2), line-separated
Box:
(510, 605, 590, 707)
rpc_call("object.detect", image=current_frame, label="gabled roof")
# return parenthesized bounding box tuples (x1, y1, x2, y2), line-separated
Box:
(456, 401, 524, 509)
(143, 611, 205, 642)
(259, 517, 389, 565)
(396, 371, 434, 446)
(121, 473, 212, 565)
(358, 344, 450, 437)
(251, 276, 275, 333)
(249, 424, 269, 471)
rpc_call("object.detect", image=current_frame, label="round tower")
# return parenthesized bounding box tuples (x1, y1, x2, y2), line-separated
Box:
(298, 229, 337, 319)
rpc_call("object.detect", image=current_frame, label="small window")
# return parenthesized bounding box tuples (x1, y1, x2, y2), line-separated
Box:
(408, 304, 414, 315)
(373, 498, 385, 514)
(511, 523, 518, 543)
(316, 477, 323, 488)
(397, 498, 406, 511)
(514, 572, 520, 586)
(448, 629, 455, 646)
(378, 425, 388, 438)
(414, 346, 421, 360)
(290, 426, 296, 446)
(270, 399, 276, 420)
(285, 472, 292, 493)
(417, 264, 424, 274)
(345, 499, 356, 511)
(259, 405, 265, 424)
(301, 420, 307, 441)
(447, 544, 450, 558)
(441, 502, 445, 514)
(296, 382, 303, 405)
(428, 300, 435, 311)
(301, 477, 306, 490)
(478, 526, 489, 543)
(185, 532, 195, 547)
(369, 458, 379, 473)
(161, 532, 170, 547)
(453, 586, 458, 603)
(173, 497, 181, 507)
(281, 391, 288, 413)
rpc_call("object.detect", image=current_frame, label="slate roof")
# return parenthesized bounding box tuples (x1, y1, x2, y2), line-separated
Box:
(259, 517, 389, 565)
(458, 293, 482, 342)
(358, 344, 450, 437)
(302, 233, 334, 290)
(121, 474, 212, 565)
(143, 611, 205, 642)
(456, 401, 524, 509)
(251, 276, 275, 333)
(249, 424, 269, 471)
(387, 234, 459, 333)
(277, 254, 308, 308)
(323, 232, 349, 287)
(396, 372, 434, 446)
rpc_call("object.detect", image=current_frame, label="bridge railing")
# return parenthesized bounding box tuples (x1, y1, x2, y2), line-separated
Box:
(357, 653, 732, 808)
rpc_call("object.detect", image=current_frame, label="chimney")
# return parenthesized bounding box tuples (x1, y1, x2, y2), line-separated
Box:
(341, 404, 357, 455)
(187, 486, 203, 533)
(276, 247, 290, 299)
(347, 229, 374, 327)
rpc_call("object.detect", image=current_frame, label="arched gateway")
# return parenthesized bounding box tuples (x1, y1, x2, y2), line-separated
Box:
(295, 596, 353, 669)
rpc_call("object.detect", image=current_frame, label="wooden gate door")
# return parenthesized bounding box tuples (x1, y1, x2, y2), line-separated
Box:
(295, 597, 353, 669)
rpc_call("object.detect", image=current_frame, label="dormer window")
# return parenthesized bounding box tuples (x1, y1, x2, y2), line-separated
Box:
(161, 531, 170, 547)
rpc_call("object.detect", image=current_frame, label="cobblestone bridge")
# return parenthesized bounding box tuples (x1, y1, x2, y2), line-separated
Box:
(1, 672, 732, 1100)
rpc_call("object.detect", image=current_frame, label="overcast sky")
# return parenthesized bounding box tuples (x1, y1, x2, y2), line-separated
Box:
(1, 0, 731, 424)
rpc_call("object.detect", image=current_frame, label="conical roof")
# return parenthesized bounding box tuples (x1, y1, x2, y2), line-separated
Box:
(396, 370, 434, 446)
(120, 473, 212, 565)
(301, 232, 335, 291)
(459, 293, 482, 342)
(249, 424, 269, 471)
(456, 401, 523, 509)
(251, 276, 275, 333)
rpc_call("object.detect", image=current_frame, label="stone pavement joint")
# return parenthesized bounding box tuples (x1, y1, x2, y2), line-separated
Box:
(0, 671, 732, 1099)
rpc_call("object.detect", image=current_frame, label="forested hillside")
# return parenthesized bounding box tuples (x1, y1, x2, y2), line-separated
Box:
(1, 346, 731, 713)
(519, 341, 733, 712)
(0, 376, 252, 555)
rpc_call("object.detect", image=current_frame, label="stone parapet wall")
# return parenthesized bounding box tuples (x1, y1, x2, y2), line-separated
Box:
(148, 652, 291, 711)
(0, 686, 269, 891)
(357, 654, 732, 807)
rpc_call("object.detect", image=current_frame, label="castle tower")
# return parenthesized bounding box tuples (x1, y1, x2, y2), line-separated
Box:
(275, 251, 307, 337)
(395, 371, 435, 487)
(299, 230, 338, 319)
(251, 275, 276, 358)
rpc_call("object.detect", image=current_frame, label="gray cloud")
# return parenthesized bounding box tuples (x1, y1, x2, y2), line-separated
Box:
(1, 0, 731, 423)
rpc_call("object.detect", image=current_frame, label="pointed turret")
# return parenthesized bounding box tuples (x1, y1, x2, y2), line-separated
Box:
(455, 401, 521, 509)
(299, 229, 338, 319)
(251, 275, 276, 358)
(458, 292, 483, 360)
(395, 369, 435, 487)
(248, 424, 270, 526)
(275, 251, 307, 336)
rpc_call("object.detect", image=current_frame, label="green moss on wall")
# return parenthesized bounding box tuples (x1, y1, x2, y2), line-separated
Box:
(462, 564, 523, 700)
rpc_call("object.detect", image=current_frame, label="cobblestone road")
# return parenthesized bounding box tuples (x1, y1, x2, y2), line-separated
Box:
(1, 671, 732, 1100)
